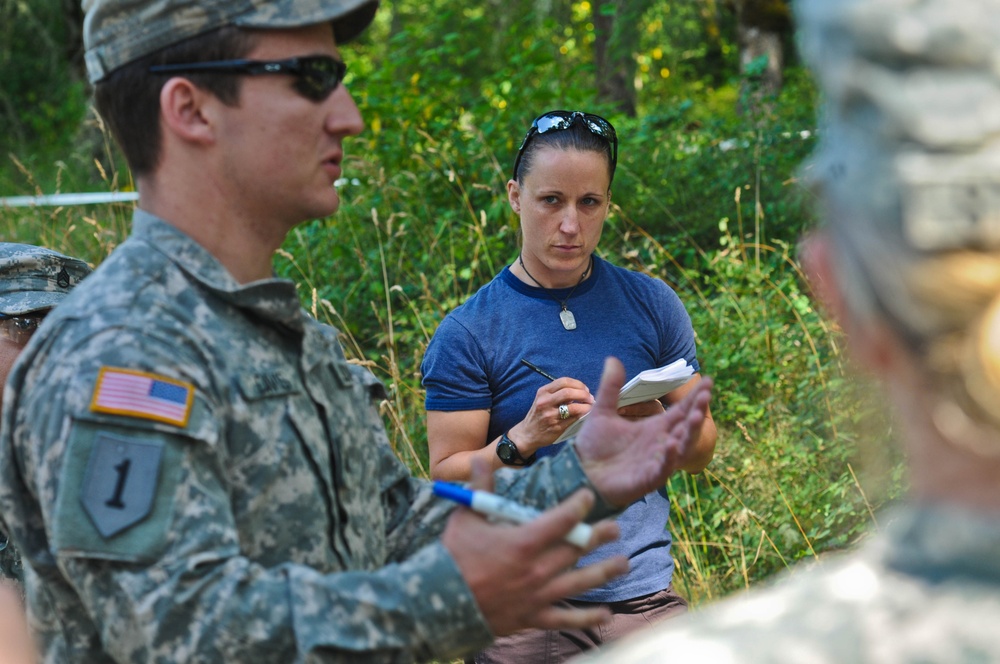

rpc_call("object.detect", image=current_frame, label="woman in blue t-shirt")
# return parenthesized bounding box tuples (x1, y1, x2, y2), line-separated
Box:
(421, 110, 717, 664)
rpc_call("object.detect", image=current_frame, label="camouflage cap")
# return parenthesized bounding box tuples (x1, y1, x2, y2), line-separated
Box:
(0, 244, 92, 316)
(795, 0, 1000, 252)
(83, 0, 380, 83)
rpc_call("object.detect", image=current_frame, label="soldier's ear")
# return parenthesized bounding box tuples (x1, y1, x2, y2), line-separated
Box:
(800, 230, 897, 375)
(159, 77, 217, 147)
(800, 232, 844, 325)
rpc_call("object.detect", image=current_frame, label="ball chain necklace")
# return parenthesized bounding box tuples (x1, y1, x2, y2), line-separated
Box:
(518, 254, 593, 331)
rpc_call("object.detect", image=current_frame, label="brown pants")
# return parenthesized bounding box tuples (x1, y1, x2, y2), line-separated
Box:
(472, 585, 688, 664)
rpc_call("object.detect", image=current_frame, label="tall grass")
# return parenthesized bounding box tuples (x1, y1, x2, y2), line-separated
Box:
(0, 110, 904, 611)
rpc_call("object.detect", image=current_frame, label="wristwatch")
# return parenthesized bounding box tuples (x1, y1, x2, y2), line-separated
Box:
(496, 431, 535, 466)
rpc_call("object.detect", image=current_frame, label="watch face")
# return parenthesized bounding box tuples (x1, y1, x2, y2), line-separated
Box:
(497, 440, 516, 463)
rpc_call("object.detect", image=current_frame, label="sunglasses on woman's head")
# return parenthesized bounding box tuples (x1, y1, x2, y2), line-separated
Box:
(149, 55, 347, 102)
(511, 110, 618, 181)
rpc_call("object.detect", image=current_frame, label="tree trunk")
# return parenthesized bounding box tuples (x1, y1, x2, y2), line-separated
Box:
(62, 0, 85, 81)
(593, 0, 650, 117)
(731, 0, 790, 113)
(739, 24, 783, 93)
(698, 0, 728, 87)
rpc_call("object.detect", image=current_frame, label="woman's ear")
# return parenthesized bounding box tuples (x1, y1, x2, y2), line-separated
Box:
(507, 179, 521, 214)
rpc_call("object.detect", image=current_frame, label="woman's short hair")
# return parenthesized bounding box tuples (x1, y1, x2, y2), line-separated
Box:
(514, 121, 615, 187)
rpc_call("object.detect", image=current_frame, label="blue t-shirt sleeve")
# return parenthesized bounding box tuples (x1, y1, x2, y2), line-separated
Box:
(650, 277, 700, 374)
(421, 315, 493, 411)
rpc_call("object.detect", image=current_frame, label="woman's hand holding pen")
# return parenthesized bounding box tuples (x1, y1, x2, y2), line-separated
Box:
(508, 377, 594, 456)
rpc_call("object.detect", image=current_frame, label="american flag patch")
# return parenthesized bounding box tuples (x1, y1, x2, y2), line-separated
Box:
(90, 368, 194, 427)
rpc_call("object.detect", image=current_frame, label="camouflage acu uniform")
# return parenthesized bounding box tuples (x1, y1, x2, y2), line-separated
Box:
(574, 505, 1000, 663)
(0, 243, 91, 586)
(0, 212, 611, 663)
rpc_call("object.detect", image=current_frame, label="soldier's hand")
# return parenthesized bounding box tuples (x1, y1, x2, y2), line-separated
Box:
(575, 357, 713, 507)
(440, 459, 624, 636)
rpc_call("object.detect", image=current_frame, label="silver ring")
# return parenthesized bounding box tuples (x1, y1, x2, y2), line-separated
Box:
(558, 404, 570, 420)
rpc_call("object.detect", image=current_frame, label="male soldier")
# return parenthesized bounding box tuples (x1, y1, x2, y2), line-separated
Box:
(0, 243, 91, 664)
(576, 0, 1000, 661)
(0, 1, 712, 662)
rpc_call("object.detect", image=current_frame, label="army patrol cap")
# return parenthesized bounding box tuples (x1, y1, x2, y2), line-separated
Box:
(83, 0, 380, 83)
(795, 0, 1000, 253)
(0, 244, 92, 316)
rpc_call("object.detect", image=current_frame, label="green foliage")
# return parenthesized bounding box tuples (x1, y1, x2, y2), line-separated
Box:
(0, 0, 89, 165)
(614, 66, 820, 255)
(634, 0, 739, 95)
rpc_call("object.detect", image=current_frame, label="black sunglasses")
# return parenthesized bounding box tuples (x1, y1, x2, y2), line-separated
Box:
(512, 110, 618, 182)
(0, 313, 46, 346)
(149, 55, 347, 102)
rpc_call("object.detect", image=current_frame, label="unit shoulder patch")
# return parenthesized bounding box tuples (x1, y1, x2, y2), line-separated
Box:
(81, 432, 163, 538)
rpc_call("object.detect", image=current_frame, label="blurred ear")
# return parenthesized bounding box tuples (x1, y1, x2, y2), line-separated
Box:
(506, 179, 521, 214)
(800, 231, 845, 324)
(800, 230, 896, 373)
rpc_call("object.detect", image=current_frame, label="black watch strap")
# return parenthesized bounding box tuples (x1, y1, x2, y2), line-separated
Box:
(497, 430, 535, 466)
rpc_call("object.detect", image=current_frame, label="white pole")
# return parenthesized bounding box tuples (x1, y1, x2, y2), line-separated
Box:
(0, 192, 139, 208)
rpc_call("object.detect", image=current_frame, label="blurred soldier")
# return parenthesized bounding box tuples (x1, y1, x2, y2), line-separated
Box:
(0, 1, 712, 662)
(574, 0, 1000, 661)
(1, 243, 91, 664)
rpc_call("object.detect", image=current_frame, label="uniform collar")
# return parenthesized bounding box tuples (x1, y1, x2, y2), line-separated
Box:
(884, 502, 1000, 584)
(132, 210, 307, 332)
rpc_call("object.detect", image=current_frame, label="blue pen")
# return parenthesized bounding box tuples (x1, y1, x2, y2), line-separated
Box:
(433, 480, 592, 548)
